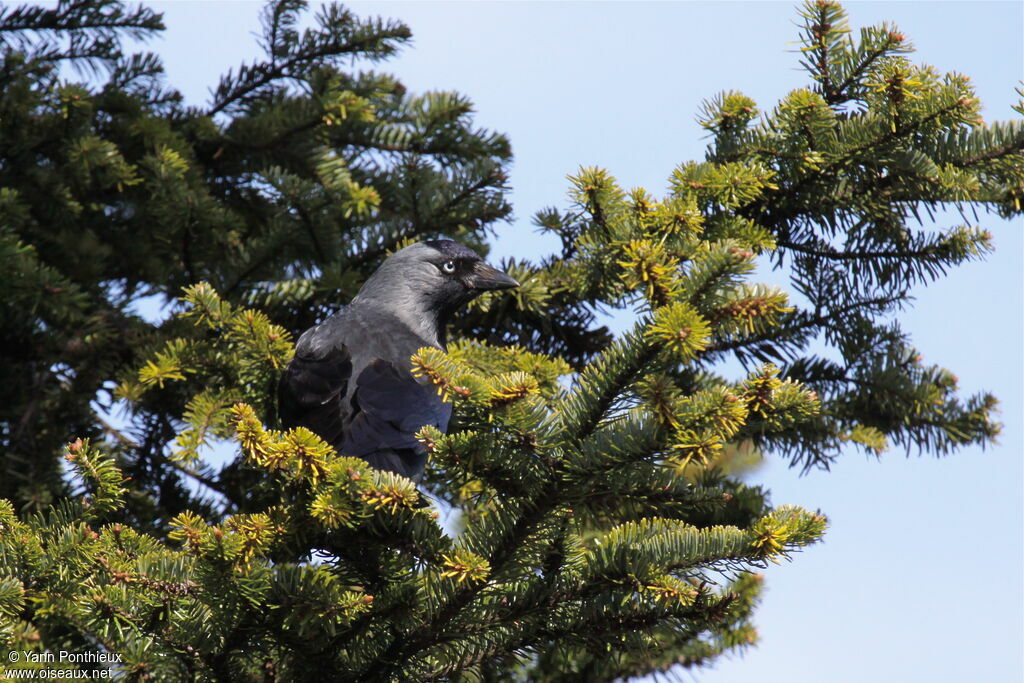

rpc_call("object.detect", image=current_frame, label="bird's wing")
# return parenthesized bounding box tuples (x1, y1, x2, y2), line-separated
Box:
(277, 342, 353, 448)
(341, 358, 453, 459)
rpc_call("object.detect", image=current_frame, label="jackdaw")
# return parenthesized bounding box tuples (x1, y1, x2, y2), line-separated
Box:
(278, 240, 519, 482)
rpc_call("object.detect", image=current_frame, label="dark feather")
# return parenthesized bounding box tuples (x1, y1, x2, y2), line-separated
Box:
(278, 343, 353, 448)
(276, 240, 517, 482)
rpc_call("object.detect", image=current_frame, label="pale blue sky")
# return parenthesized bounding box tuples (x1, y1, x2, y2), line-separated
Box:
(140, 2, 1022, 681)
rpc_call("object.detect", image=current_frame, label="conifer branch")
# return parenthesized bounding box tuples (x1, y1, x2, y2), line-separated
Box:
(751, 98, 971, 221)
(958, 139, 1024, 167)
(206, 7, 411, 116)
(775, 236, 960, 261)
(825, 39, 901, 105)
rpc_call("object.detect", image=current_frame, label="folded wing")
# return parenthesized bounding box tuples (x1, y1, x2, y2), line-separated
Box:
(278, 340, 452, 482)
(343, 359, 453, 480)
(278, 343, 353, 449)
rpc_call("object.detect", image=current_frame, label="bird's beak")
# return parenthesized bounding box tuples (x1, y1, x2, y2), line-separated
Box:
(468, 261, 520, 291)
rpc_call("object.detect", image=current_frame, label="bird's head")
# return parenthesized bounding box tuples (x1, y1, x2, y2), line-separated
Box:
(355, 239, 519, 339)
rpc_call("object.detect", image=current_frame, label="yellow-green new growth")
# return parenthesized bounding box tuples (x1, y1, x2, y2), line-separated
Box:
(646, 301, 712, 361)
(230, 403, 331, 484)
(440, 549, 491, 585)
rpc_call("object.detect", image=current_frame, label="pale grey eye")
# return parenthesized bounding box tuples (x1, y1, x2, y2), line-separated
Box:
(442, 260, 457, 274)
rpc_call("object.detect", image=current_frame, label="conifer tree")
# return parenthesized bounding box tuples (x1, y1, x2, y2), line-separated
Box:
(1, 1, 1021, 681)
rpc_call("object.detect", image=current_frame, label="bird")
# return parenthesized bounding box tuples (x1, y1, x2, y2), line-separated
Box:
(277, 239, 519, 482)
